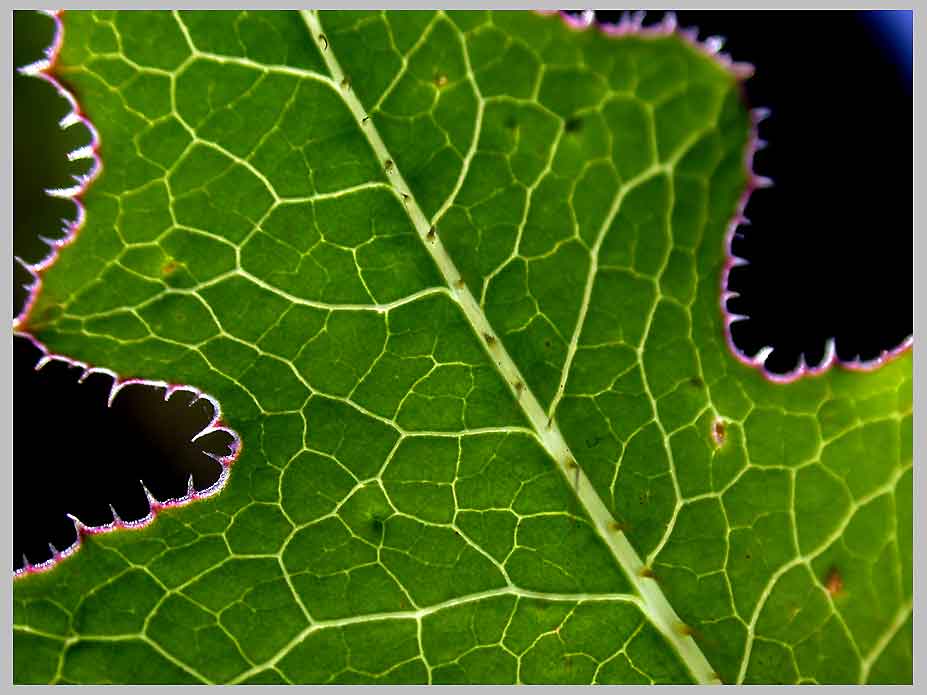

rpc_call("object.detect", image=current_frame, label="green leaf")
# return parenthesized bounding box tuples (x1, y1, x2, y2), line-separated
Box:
(15, 10, 911, 685)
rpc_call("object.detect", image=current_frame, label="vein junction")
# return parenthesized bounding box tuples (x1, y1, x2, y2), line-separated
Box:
(16, 9, 911, 686)
(301, 9, 718, 685)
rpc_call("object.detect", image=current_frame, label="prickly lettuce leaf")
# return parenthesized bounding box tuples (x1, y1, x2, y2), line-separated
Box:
(14, 10, 911, 685)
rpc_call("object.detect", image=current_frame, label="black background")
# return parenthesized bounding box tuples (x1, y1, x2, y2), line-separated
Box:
(13, 10, 912, 570)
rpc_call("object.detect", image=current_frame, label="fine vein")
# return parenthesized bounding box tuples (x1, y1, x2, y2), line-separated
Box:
(302, 9, 719, 685)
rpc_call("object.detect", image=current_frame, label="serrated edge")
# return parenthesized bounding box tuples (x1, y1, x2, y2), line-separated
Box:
(12, 10, 241, 579)
(553, 9, 912, 383)
(13, 331, 240, 579)
(719, 108, 914, 382)
(11, 13, 912, 684)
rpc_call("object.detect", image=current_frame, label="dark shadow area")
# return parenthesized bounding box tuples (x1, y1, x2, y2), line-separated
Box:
(13, 11, 93, 314)
(14, 335, 234, 570)
(590, 10, 912, 373)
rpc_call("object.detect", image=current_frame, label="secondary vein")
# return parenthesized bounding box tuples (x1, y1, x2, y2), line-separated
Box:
(300, 10, 719, 685)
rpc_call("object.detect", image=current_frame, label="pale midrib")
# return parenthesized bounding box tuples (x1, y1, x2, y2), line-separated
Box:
(302, 10, 719, 685)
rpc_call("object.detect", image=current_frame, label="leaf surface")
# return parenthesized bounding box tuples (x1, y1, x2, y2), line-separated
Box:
(14, 10, 912, 685)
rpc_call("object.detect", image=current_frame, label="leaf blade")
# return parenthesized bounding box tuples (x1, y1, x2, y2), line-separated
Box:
(15, 9, 911, 685)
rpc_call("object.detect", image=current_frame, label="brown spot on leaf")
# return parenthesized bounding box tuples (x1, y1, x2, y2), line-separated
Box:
(825, 566, 843, 597)
(712, 418, 726, 446)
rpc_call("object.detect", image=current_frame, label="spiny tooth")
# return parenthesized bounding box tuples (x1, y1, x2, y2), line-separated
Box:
(67, 513, 88, 534)
(753, 346, 774, 364)
(705, 35, 725, 54)
(140, 480, 159, 510)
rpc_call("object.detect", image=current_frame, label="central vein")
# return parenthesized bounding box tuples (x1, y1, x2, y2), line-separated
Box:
(301, 10, 719, 685)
